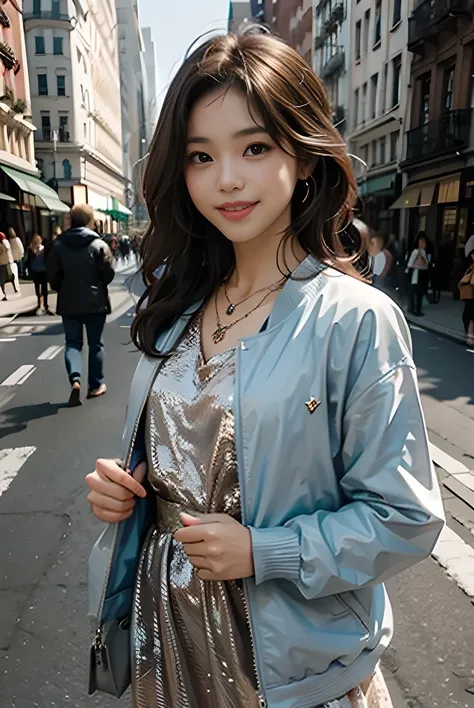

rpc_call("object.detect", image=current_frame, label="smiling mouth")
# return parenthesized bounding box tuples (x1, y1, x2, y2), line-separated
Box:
(218, 202, 258, 212)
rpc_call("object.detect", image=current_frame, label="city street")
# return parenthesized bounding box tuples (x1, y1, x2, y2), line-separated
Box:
(0, 276, 474, 708)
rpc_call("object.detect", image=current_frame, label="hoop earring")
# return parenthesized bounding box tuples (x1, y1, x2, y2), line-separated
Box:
(301, 175, 316, 204)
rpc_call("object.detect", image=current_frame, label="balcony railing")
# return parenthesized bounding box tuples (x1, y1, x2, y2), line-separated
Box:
(37, 129, 70, 143)
(405, 109, 471, 162)
(408, 0, 471, 48)
(321, 48, 345, 79)
(24, 11, 72, 22)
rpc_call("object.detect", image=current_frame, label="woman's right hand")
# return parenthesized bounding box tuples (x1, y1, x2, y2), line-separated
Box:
(86, 459, 147, 523)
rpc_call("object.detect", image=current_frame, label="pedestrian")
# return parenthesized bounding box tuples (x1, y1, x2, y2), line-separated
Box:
(118, 235, 130, 262)
(86, 30, 444, 708)
(406, 231, 430, 316)
(458, 234, 474, 346)
(7, 227, 23, 294)
(27, 234, 49, 314)
(46, 204, 115, 407)
(0, 231, 15, 300)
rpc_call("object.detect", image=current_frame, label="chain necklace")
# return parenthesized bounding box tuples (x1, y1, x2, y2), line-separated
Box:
(224, 276, 286, 316)
(212, 280, 285, 344)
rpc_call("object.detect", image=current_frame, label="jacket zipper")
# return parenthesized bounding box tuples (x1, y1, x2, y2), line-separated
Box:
(94, 394, 148, 636)
(235, 344, 267, 708)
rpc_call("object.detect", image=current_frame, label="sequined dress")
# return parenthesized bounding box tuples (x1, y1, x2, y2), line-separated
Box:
(131, 313, 393, 708)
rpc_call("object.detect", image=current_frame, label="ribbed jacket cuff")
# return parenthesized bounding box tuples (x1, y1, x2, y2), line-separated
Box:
(249, 526, 301, 585)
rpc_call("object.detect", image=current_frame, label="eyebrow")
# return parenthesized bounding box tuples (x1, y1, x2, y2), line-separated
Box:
(187, 126, 268, 145)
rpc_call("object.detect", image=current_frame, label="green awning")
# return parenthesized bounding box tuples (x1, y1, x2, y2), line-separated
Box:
(98, 197, 132, 221)
(1, 165, 70, 213)
(358, 172, 396, 196)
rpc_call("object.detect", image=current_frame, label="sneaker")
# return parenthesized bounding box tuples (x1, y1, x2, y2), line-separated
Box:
(68, 383, 82, 408)
(87, 383, 107, 399)
(1, 296, 7, 301)
(36, 307, 46, 316)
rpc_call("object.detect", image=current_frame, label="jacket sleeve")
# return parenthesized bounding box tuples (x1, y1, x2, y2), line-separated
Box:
(95, 242, 115, 286)
(45, 243, 63, 292)
(249, 310, 445, 600)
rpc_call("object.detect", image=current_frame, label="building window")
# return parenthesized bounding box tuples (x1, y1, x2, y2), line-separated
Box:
(380, 136, 386, 163)
(390, 131, 398, 161)
(52, 0, 60, 18)
(419, 72, 431, 125)
(355, 21, 361, 61)
(362, 144, 369, 166)
(371, 139, 377, 166)
(53, 37, 63, 55)
(33, 0, 41, 14)
(59, 114, 69, 142)
(370, 73, 378, 119)
(62, 159, 72, 179)
(361, 82, 368, 124)
(354, 88, 360, 128)
(363, 10, 370, 55)
(83, 122, 87, 139)
(374, 0, 382, 46)
(41, 113, 51, 141)
(35, 36, 45, 54)
(393, 0, 402, 25)
(38, 73, 48, 96)
(391, 55, 402, 107)
(57, 74, 66, 96)
(443, 65, 455, 113)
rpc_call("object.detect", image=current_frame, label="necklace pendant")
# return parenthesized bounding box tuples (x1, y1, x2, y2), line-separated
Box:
(226, 303, 235, 316)
(212, 327, 226, 344)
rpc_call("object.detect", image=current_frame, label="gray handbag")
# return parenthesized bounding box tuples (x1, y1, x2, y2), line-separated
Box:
(88, 617, 131, 698)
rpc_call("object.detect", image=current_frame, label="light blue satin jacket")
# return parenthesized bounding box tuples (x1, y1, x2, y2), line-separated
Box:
(89, 255, 444, 708)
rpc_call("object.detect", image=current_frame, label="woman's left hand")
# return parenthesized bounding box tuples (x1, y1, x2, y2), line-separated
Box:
(174, 512, 254, 581)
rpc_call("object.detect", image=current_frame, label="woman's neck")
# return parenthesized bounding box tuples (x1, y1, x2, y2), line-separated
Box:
(229, 235, 306, 297)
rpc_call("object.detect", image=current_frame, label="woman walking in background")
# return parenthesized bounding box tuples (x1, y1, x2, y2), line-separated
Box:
(0, 231, 15, 300)
(406, 232, 430, 316)
(86, 29, 443, 708)
(7, 227, 24, 295)
(459, 235, 474, 346)
(28, 234, 49, 315)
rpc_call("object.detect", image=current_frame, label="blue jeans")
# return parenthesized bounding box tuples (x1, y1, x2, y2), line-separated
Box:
(62, 313, 106, 391)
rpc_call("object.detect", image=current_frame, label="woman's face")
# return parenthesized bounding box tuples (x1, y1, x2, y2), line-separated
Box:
(418, 237, 427, 250)
(368, 237, 382, 256)
(184, 86, 309, 248)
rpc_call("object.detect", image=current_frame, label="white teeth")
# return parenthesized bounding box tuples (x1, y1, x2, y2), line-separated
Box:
(223, 205, 252, 212)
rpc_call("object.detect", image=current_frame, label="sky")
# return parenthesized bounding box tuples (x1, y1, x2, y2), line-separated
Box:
(138, 0, 231, 111)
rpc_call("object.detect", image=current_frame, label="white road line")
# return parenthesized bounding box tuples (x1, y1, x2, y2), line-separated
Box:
(432, 525, 474, 597)
(0, 447, 36, 498)
(1, 364, 36, 386)
(0, 338, 16, 342)
(38, 344, 63, 360)
(429, 441, 471, 476)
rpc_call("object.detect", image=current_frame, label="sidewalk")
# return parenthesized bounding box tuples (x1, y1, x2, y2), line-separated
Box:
(404, 292, 466, 344)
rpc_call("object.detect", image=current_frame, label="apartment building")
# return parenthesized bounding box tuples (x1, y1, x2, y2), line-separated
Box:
(347, 0, 409, 236)
(24, 0, 128, 231)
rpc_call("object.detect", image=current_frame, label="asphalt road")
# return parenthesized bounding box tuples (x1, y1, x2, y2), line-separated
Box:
(0, 292, 474, 708)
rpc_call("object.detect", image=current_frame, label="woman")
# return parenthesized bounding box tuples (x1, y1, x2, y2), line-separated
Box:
(459, 235, 474, 346)
(27, 234, 49, 314)
(0, 231, 15, 300)
(7, 227, 24, 294)
(86, 31, 444, 708)
(368, 235, 393, 292)
(406, 232, 430, 316)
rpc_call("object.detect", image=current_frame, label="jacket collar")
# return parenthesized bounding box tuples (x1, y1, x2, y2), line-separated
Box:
(155, 254, 327, 354)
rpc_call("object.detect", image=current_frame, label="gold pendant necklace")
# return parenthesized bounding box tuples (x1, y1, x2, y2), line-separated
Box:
(212, 279, 285, 344)
(224, 277, 285, 316)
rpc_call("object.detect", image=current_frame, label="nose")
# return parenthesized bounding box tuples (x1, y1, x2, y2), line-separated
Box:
(216, 159, 244, 193)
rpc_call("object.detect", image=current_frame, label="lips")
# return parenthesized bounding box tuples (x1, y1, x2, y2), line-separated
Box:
(216, 201, 259, 222)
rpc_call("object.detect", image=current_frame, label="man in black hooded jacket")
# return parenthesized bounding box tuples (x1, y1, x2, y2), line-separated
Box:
(47, 204, 115, 407)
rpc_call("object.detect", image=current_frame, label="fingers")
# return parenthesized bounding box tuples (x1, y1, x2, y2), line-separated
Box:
(174, 525, 208, 543)
(95, 458, 147, 498)
(180, 512, 201, 527)
(87, 489, 136, 514)
(132, 460, 148, 485)
(91, 504, 135, 524)
(86, 472, 135, 502)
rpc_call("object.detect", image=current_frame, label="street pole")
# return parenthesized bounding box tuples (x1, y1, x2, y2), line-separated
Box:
(52, 129, 58, 186)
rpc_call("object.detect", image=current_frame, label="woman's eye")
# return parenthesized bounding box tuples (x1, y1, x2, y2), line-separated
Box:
(244, 143, 269, 157)
(189, 152, 212, 164)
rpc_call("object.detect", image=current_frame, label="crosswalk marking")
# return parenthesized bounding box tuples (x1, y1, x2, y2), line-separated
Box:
(430, 441, 471, 476)
(1, 364, 36, 386)
(0, 337, 16, 342)
(432, 525, 474, 597)
(0, 447, 36, 498)
(38, 345, 64, 360)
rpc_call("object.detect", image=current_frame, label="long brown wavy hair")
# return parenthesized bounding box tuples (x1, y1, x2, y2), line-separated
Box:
(132, 29, 358, 356)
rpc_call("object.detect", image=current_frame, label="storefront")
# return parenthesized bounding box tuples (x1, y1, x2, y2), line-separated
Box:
(358, 171, 401, 239)
(390, 170, 466, 290)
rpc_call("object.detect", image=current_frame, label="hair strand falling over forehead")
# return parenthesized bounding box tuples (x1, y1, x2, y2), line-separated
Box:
(132, 30, 358, 357)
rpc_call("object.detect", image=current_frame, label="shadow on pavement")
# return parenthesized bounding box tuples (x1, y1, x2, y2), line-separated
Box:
(0, 401, 68, 440)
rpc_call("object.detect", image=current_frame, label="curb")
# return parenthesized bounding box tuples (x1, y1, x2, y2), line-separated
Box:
(405, 312, 465, 345)
(0, 313, 18, 329)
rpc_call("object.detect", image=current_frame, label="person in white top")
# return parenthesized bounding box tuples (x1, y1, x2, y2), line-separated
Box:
(0, 231, 14, 300)
(406, 232, 431, 316)
(7, 227, 23, 294)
